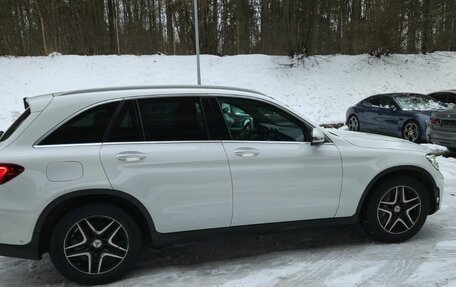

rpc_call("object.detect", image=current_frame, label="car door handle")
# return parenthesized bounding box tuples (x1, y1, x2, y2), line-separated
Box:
(116, 152, 146, 162)
(234, 148, 260, 158)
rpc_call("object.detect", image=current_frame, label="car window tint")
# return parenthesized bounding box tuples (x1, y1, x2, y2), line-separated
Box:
(0, 108, 31, 142)
(381, 97, 396, 109)
(138, 97, 208, 141)
(39, 102, 119, 145)
(218, 97, 309, 142)
(362, 96, 380, 107)
(448, 94, 456, 104)
(430, 93, 447, 103)
(106, 101, 142, 142)
(370, 96, 382, 107)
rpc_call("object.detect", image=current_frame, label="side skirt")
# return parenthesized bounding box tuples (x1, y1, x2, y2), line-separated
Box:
(151, 216, 359, 247)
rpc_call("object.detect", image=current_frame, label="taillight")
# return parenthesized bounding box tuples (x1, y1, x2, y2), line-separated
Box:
(0, 164, 24, 185)
(429, 117, 441, 125)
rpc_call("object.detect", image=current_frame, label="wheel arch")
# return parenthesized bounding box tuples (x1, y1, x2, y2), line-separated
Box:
(356, 165, 439, 220)
(345, 108, 357, 125)
(33, 189, 157, 257)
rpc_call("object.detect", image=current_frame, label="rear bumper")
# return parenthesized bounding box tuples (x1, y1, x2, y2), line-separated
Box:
(426, 127, 456, 148)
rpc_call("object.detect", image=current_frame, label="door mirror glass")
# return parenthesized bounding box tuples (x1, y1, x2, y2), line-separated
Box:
(311, 128, 325, 146)
(390, 104, 398, 111)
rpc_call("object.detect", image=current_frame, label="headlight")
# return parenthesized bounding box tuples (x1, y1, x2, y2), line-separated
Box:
(425, 153, 439, 170)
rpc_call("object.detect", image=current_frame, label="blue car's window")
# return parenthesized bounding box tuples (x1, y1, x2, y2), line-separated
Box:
(394, 94, 446, 111)
(363, 96, 381, 107)
(381, 97, 397, 109)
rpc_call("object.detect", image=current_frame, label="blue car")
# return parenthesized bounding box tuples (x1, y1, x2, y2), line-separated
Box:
(346, 93, 447, 142)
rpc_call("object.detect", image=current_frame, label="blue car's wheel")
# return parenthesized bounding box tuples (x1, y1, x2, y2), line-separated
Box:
(402, 121, 421, 143)
(348, 115, 360, 131)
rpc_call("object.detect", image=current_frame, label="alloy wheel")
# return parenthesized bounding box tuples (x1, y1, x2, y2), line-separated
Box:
(63, 216, 129, 275)
(403, 122, 419, 142)
(377, 185, 421, 234)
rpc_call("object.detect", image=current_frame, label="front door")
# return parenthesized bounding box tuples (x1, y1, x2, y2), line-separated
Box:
(216, 97, 343, 226)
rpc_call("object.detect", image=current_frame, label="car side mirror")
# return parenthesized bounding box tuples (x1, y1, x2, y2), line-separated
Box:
(390, 105, 398, 112)
(311, 128, 326, 146)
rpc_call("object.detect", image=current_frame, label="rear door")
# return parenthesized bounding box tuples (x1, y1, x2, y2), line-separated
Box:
(100, 97, 233, 233)
(215, 96, 342, 226)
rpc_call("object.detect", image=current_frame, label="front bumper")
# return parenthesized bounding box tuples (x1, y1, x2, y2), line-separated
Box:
(432, 168, 444, 214)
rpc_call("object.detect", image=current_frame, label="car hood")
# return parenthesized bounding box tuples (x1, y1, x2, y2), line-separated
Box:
(327, 129, 430, 153)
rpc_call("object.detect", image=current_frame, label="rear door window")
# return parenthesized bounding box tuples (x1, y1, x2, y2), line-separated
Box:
(106, 101, 143, 142)
(137, 97, 208, 141)
(381, 96, 397, 109)
(39, 102, 119, 145)
(362, 96, 381, 107)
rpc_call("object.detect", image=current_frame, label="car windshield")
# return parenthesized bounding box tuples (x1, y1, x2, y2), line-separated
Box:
(394, 94, 446, 111)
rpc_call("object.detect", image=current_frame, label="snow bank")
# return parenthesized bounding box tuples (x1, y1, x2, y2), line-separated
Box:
(1, 52, 456, 130)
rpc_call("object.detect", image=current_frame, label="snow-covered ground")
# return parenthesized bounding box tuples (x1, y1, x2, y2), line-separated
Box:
(1, 53, 456, 286)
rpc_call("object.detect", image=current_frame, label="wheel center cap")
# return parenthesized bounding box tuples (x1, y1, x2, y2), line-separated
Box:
(394, 206, 401, 213)
(92, 239, 103, 248)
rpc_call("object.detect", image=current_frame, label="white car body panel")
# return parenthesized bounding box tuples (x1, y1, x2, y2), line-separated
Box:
(222, 141, 342, 226)
(0, 86, 444, 248)
(100, 142, 233, 233)
(0, 144, 111, 244)
(327, 130, 444, 217)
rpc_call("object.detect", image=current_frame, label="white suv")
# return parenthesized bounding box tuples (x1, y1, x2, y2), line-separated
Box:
(0, 86, 443, 285)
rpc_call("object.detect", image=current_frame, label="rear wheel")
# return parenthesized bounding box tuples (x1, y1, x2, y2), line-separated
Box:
(348, 115, 360, 131)
(364, 176, 428, 243)
(49, 204, 142, 285)
(402, 121, 421, 142)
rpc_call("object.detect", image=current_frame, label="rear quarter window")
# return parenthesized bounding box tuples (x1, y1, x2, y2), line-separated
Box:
(0, 108, 31, 142)
(39, 102, 119, 145)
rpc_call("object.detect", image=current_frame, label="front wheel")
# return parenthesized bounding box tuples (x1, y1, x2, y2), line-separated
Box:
(402, 121, 421, 142)
(364, 176, 428, 243)
(49, 204, 142, 285)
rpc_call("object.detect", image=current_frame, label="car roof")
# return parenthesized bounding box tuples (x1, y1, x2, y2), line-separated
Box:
(54, 85, 270, 99)
(369, 93, 425, 98)
(428, 89, 456, 95)
(24, 85, 277, 112)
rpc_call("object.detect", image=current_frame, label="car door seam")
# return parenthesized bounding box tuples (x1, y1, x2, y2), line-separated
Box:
(220, 140, 235, 226)
(332, 143, 344, 217)
(99, 143, 114, 190)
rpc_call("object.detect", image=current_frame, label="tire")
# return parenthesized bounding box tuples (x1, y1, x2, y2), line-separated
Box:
(364, 176, 428, 243)
(402, 121, 421, 143)
(49, 204, 142, 285)
(348, 114, 360, 131)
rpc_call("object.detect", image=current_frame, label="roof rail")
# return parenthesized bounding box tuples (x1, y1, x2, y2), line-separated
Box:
(58, 85, 268, 97)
